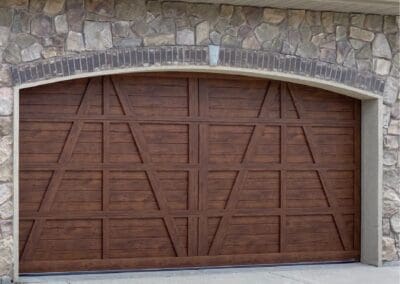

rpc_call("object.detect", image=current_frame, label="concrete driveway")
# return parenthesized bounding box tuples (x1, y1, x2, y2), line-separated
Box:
(18, 263, 400, 284)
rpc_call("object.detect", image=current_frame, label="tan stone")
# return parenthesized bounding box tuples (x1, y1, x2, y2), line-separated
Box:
(196, 21, 210, 45)
(242, 35, 260, 50)
(263, 8, 286, 24)
(144, 33, 175, 46)
(43, 0, 65, 15)
(349, 27, 375, 42)
(383, 237, 398, 261)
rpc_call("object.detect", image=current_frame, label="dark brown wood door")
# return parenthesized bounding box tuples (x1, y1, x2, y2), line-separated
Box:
(19, 73, 360, 273)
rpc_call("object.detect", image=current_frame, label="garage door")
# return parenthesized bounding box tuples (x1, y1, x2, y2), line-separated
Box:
(19, 73, 360, 273)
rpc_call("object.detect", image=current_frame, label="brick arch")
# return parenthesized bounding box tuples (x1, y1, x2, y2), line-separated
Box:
(11, 45, 385, 97)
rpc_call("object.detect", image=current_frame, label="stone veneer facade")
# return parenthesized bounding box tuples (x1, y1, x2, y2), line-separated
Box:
(0, 0, 399, 281)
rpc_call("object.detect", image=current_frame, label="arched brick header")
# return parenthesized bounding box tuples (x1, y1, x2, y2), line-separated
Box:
(10, 45, 386, 95)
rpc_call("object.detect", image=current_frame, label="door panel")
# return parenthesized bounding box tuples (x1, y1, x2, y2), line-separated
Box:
(19, 73, 361, 273)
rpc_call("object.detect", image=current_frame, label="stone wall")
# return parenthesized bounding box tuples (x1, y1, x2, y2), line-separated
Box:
(0, 0, 399, 280)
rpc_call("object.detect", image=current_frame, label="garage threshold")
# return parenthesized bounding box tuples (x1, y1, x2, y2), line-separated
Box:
(17, 263, 399, 284)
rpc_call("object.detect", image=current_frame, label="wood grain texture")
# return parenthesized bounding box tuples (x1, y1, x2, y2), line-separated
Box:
(19, 73, 361, 273)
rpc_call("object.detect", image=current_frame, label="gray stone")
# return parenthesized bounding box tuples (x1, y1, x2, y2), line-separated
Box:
(0, 182, 11, 205)
(288, 9, 305, 29)
(337, 40, 353, 64)
(162, 1, 187, 18)
(144, 33, 174, 46)
(0, 236, 12, 277)
(255, 23, 280, 43)
(263, 8, 286, 25)
(31, 15, 53, 37)
(115, 0, 146, 21)
(384, 16, 398, 34)
(384, 134, 399, 149)
(147, 0, 161, 17)
(387, 33, 399, 53)
(214, 18, 230, 34)
(221, 35, 239, 48)
(0, 27, 10, 47)
(210, 31, 221, 45)
(350, 39, 365, 49)
(0, 201, 12, 220)
(373, 33, 392, 59)
(356, 44, 372, 59)
(374, 58, 391, 75)
(11, 9, 30, 33)
(112, 21, 130, 38)
(365, 14, 383, 32)
(156, 18, 175, 34)
(344, 49, 356, 67)
(390, 213, 400, 233)
(320, 48, 336, 63)
(383, 237, 398, 261)
(0, 8, 12, 27)
(296, 41, 319, 59)
(0, 117, 11, 137)
(43, 0, 65, 15)
(177, 29, 194, 45)
(334, 12, 350, 26)
(388, 119, 400, 135)
(305, 11, 321, 26)
(383, 150, 398, 166)
(238, 25, 252, 39)
(66, 0, 84, 32)
(86, 0, 114, 16)
(349, 27, 375, 42)
(282, 29, 300, 54)
(243, 7, 263, 28)
(55, 14, 68, 34)
(0, 88, 12, 116)
(311, 33, 325, 46)
(114, 36, 142, 47)
(187, 3, 219, 24)
(392, 100, 400, 119)
(383, 188, 400, 217)
(220, 5, 233, 18)
(263, 37, 283, 52)
(21, 42, 43, 61)
(0, 65, 11, 86)
(336, 26, 347, 41)
(84, 21, 112, 50)
(15, 34, 37, 49)
(351, 14, 365, 28)
(242, 35, 260, 50)
(66, 31, 84, 51)
(321, 12, 334, 33)
(384, 77, 399, 105)
(41, 46, 60, 58)
(175, 17, 190, 29)
(196, 21, 209, 45)
(299, 23, 312, 41)
(230, 7, 246, 26)
(133, 21, 154, 37)
(0, 161, 11, 184)
(3, 42, 21, 64)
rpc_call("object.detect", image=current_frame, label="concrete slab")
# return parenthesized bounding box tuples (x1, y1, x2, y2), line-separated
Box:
(18, 263, 400, 284)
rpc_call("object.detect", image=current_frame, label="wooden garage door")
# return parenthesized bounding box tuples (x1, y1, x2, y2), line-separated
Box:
(19, 73, 360, 273)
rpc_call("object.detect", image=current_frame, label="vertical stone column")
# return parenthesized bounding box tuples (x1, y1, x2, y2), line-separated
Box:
(0, 64, 13, 281)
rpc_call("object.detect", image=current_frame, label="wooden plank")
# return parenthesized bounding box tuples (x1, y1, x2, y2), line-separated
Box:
(20, 79, 100, 261)
(287, 83, 352, 251)
(111, 76, 186, 257)
(208, 81, 278, 255)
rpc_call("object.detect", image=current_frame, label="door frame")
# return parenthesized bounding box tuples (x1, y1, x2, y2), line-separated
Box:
(12, 66, 383, 280)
